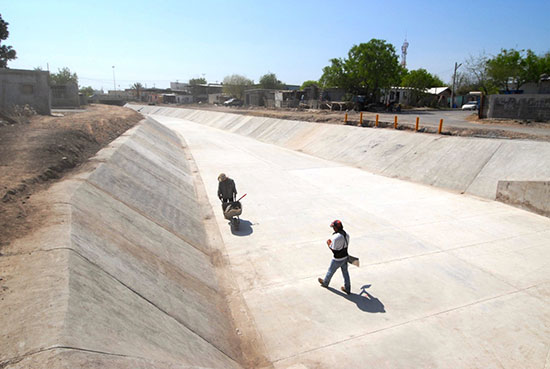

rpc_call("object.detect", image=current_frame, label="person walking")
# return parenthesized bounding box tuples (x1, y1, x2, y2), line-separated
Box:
(318, 220, 351, 295)
(217, 173, 237, 211)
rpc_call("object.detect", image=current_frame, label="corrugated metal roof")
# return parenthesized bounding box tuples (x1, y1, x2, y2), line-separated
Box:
(426, 87, 450, 95)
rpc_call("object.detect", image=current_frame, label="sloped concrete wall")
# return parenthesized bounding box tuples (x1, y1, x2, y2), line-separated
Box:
(497, 180, 550, 217)
(0, 118, 243, 368)
(130, 105, 550, 201)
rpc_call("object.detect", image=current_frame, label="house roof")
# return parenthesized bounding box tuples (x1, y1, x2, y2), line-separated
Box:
(426, 87, 450, 95)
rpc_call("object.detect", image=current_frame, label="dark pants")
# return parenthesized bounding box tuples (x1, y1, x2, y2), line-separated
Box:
(221, 198, 232, 212)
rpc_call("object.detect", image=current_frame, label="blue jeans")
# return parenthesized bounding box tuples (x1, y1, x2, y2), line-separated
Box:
(323, 258, 350, 291)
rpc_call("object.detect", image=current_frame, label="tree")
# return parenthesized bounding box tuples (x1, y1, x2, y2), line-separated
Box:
(521, 50, 550, 85)
(460, 53, 496, 95)
(401, 68, 443, 89)
(222, 74, 253, 99)
(300, 80, 319, 90)
(486, 48, 525, 92)
(189, 77, 206, 86)
(259, 72, 283, 89)
(486, 48, 550, 92)
(131, 82, 144, 99)
(79, 86, 94, 97)
(319, 39, 401, 102)
(0, 14, 17, 68)
(401, 68, 444, 105)
(50, 67, 78, 85)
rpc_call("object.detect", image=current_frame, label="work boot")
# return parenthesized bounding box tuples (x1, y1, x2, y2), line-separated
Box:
(341, 286, 351, 295)
(318, 278, 327, 287)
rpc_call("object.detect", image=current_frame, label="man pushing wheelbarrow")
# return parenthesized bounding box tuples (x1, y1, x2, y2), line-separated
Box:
(218, 173, 245, 230)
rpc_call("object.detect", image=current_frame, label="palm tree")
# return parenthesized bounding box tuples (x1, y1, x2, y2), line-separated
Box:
(131, 82, 144, 100)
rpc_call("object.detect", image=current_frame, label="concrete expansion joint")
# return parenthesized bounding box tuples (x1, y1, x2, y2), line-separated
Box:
(358, 232, 523, 270)
(464, 142, 503, 194)
(63, 246, 240, 364)
(1, 246, 73, 258)
(0, 345, 157, 368)
(273, 284, 542, 364)
(83, 179, 209, 257)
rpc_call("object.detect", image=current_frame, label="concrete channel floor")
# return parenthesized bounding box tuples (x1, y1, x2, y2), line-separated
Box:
(150, 114, 550, 369)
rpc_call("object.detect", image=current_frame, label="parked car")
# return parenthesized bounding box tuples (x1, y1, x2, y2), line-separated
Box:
(223, 98, 243, 107)
(461, 101, 478, 110)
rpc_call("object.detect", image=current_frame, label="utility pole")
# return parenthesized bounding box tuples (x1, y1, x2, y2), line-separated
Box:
(450, 62, 462, 108)
(112, 66, 116, 91)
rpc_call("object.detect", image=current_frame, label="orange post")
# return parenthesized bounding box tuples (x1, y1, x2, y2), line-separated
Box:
(359, 112, 363, 125)
(394, 115, 398, 129)
(415, 116, 419, 131)
(375, 114, 379, 127)
(438, 118, 444, 134)
(345, 112, 348, 123)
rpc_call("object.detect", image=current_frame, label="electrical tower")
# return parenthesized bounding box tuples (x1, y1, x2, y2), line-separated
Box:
(401, 39, 409, 68)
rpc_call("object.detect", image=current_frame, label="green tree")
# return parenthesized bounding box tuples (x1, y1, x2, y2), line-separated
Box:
(486, 48, 550, 92)
(79, 86, 94, 96)
(401, 68, 444, 105)
(401, 68, 443, 89)
(486, 49, 525, 92)
(259, 72, 283, 89)
(521, 50, 550, 85)
(0, 14, 17, 68)
(50, 67, 78, 85)
(222, 74, 253, 99)
(189, 77, 207, 85)
(319, 39, 401, 102)
(300, 80, 319, 90)
(131, 82, 144, 99)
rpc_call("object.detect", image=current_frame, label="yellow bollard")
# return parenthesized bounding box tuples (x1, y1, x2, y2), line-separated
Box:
(394, 115, 398, 129)
(345, 112, 348, 123)
(375, 114, 379, 127)
(359, 112, 363, 126)
(415, 116, 419, 131)
(438, 118, 444, 134)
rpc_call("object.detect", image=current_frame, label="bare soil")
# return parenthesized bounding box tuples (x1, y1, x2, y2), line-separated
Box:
(0, 104, 142, 251)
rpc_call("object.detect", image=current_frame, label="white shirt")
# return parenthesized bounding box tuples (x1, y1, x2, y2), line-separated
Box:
(328, 232, 350, 260)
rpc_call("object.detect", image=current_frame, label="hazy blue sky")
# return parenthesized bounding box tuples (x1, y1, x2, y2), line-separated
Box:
(2, 0, 549, 90)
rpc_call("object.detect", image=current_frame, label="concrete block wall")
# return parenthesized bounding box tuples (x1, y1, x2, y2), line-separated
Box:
(51, 81, 80, 108)
(132, 105, 550, 203)
(0, 117, 243, 368)
(485, 94, 550, 121)
(0, 68, 51, 114)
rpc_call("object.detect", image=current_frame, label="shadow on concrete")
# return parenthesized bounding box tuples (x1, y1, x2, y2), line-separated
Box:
(230, 219, 254, 236)
(327, 284, 385, 313)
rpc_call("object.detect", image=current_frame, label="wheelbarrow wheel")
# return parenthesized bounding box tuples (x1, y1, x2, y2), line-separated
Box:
(231, 217, 240, 230)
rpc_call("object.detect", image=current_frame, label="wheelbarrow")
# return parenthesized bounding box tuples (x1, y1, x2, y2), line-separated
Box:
(222, 194, 246, 230)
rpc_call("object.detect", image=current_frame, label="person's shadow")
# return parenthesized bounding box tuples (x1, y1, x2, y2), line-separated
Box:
(230, 219, 254, 236)
(327, 284, 385, 313)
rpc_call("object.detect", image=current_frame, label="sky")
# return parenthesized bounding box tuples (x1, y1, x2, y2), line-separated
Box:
(2, 0, 550, 91)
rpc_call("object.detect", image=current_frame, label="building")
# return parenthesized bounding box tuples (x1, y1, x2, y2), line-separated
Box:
(425, 87, 451, 107)
(244, 89, 304, 108)
(0, 68, 51, 114)
(51, 81, 80, 108)
(381, 87, 416, 105)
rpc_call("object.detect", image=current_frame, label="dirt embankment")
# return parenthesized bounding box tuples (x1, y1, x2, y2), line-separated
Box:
(0, 104, 142, 250)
